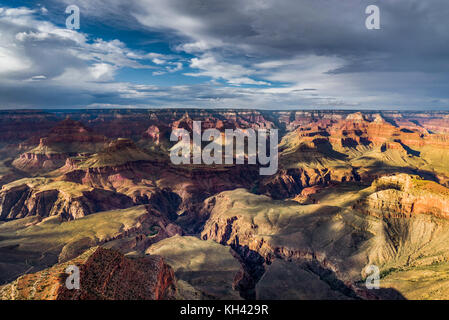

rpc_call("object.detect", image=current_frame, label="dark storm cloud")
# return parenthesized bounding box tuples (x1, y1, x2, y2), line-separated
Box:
(128, 0, 449, 73)
(0, 0, 448, 109)
(61, 0, 449, 78)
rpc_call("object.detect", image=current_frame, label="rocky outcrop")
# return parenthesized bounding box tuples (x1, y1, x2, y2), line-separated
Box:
(355, 174, 449, 219)
(2, 109, 449, 300)
(1, 109, 448, 143)
(271, 111, 449, 199)
(12, 119, 107, 173)
(0, 247, 176, 300)
(147, 235, 242, 300)
(61, 156, 260, 232)
(0, 183, 134, 221)
(0, 205, 183, 285)
(0, 110, 59, 143)
(259, 167, 358, 199)
(12, 152, 68, 173)
(198, 185, 449, 300)
(143, 125, 161, 144)
(199, 189, 363, 298)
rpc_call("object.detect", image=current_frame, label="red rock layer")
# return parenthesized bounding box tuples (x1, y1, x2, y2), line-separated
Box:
(0, 247, 176, 300)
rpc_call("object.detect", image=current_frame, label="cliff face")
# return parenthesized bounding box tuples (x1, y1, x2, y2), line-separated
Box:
(6, 110, 449, 205)
(0, 182, 134, 221)
(12, 119, 107, 173)
(259, 167, 359, 199)
(12, 152, 68, 173)
(0, 247, 176, 300)
(147, 235, 243, 300)
(1, 110, 449, 300)
(0, 205, 182, 285)
(264, 112, 449, 199)
(355, 174, 449, 219)
(2, 137, 186, 222)
(199, 176, 449, 299)
(1, 109, 448, 142)
(60, 150, 260, 232)
(199, 189, 364, 298)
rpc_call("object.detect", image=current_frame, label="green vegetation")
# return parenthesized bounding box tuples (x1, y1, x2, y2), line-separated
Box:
(0, 206, 148, 284)
(148, 235, 242, 300)
(2, 177, 93, 197)
(410, 176, 449, 196)
(77, 139, 154, 168)
(381, 262, 449, 299)
(201, 184, 449, 299)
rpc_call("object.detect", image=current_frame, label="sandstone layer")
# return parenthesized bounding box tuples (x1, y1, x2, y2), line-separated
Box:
(0, 247, 175, 300)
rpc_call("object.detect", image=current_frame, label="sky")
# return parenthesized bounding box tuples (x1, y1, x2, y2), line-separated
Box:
(0, 0, 448, 110)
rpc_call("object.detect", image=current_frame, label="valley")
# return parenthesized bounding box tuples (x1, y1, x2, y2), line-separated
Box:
(1, 109, 449, 300)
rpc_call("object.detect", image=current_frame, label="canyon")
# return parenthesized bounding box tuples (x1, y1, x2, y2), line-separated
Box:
(1, 109, 449, 300)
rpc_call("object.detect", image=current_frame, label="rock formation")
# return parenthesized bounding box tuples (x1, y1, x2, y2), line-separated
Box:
(0, 247, 175, 300)
(1, 109, 449, 300)
(147, 235, 242, 299)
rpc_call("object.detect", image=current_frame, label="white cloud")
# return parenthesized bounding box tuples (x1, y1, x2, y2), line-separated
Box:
(176, 39, 222, 53)
(1, 1, 448, 110)
(89, 63, 116, 81)
(15, 31, 49, 41)
(2, 7, 35, 16)
(151, 58, 165, 65)
(167, 62, 183, 73)
(186, 53, 268, 86)
(29, 75, 47, 81)
(144, 53, 184, 72)
(0, 6, 165, 82)
(0, 46, 31, 73)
